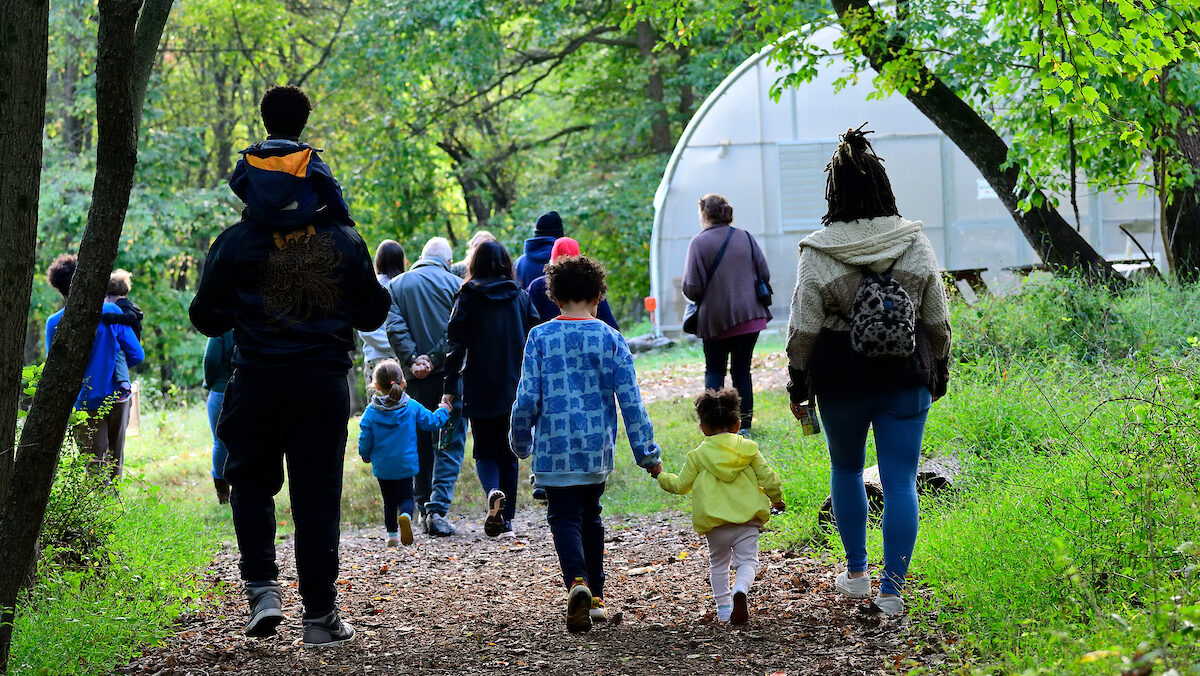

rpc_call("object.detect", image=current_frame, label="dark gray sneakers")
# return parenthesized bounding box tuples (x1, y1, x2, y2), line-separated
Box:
(302, 610, 356, 648)
(427, 512, 457, 537)
(244, 581, 284, 637)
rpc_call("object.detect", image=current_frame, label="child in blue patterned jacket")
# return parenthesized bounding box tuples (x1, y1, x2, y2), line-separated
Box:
(510, 255, 662, 633)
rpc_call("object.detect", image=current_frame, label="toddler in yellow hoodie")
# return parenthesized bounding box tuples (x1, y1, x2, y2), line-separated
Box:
(654, 388, 785, 625)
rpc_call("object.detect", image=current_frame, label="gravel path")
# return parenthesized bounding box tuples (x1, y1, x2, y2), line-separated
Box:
(118, 510, 951, 675)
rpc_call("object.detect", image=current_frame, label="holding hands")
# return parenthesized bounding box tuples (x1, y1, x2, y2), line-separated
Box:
(410, 354, 434, 379)
(646, 463, 663, 478)
(439, 393, 454, 411)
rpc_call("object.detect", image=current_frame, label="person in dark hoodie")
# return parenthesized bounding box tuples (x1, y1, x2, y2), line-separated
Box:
(514, 210, 565, 288)
(441, 241, 539, 537)
(228, 85, 353, 229)
(358, 360, 451, 547)
(190, 84, 390, 649)
(527, 237, 619, 330)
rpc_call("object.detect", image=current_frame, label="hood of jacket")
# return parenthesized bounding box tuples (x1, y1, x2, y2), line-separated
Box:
(369, 393, 411, 420)
(799, 215, 924, 272)
(229, 139, 333, 228)
(521, 236, 557, 265)
(692, 433, 760, 482)
(461, 277, 523, 302)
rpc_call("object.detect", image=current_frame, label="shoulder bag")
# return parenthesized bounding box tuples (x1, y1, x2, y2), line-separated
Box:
(681, 226, 737, 334)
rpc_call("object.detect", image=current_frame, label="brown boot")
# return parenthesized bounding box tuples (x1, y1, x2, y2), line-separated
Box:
(214, 477, 231, 504)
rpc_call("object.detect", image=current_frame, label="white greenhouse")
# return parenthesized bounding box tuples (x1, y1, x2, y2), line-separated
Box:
(649, 28, 1162, 333)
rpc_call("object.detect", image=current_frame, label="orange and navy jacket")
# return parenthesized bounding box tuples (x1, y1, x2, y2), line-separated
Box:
(229, 137, 353, 230)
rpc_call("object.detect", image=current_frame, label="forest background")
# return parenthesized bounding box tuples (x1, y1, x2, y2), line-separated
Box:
(27, 0, 761, 393)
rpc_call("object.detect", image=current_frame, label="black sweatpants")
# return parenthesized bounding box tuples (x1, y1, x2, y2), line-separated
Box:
(702, 331, 760, 429)
(218, 367, 349, 619)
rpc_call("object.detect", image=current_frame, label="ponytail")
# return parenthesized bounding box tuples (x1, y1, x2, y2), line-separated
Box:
(371, 359, 406, 404)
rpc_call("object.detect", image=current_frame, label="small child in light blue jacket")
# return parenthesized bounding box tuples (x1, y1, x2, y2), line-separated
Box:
(509, 255, 661, 633)
(358, 360, 450, 547)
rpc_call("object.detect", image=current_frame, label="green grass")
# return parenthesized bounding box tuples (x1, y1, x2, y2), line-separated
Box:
(11, 481, 220, 675)
(15, 276, 1200, 675)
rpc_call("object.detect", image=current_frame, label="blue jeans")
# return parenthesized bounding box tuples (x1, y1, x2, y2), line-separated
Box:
(407, 376, 466, 516)
(819, 386, 931, 596)
(207, 389, 228, 479)
(471, 416, 518, 525)
(545, 483, 606, 598)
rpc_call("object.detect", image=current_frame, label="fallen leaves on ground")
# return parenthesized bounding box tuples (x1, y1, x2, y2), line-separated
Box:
(117, 511, 953, 675)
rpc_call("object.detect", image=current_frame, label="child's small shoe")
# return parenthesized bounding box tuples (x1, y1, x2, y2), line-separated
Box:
(566, 578, 593, 633)
(589, 596, 608, 622)
(398, 513, 414, 545)
(730, 591, 749, 625)
(873, 593, 904, 616)
(385, 532, 400, 548)
(835, 570, 872, 599)
(716, 604, 732, 623)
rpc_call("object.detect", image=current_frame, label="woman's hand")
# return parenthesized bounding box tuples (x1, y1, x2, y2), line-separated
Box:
(647, 463, 663, 478)
(440, 393, 455, 409)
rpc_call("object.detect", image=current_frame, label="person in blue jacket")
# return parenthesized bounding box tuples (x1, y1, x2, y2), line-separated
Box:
(514, 210, 564, 288)
(44, 254, 145, 481)
(359, 360, 451, 547)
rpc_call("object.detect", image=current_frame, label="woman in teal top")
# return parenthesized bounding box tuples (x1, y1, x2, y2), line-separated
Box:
(204, 330, 235, 503)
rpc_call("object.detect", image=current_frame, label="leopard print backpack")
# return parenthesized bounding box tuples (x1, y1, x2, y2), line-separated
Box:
(847, 261, 916, 358)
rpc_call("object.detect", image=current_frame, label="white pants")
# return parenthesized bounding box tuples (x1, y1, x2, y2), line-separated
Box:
(705, 523, 760, 607)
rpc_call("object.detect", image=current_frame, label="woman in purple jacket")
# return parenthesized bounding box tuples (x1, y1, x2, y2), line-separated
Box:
(681, 194, 772, 434)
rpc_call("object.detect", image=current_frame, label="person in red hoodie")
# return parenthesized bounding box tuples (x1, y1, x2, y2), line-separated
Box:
(526, 238, 619, 330)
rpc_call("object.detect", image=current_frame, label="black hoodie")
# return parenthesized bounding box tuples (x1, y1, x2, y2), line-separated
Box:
(190, 218, 389, 372)
(442, 277, 539, 419)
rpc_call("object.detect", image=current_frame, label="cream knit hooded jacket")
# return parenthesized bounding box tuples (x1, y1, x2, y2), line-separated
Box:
(785, 215, 952, 401)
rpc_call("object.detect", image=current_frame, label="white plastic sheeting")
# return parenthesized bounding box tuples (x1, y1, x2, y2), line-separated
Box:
(650, 29, 1160, 332)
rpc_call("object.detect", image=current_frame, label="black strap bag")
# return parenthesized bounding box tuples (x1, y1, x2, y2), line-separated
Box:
(681, 226, 736, 335)
(746, 230, 772, 306)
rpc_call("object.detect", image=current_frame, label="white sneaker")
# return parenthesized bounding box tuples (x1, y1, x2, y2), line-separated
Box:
(873, 593, 904, 616)
(835, 571, 871, 599)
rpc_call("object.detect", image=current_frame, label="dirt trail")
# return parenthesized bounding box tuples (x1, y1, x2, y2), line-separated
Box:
(118, 511, 951, 675)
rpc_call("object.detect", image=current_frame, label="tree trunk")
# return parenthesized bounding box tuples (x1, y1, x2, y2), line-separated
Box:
(677, 44, 695, 120)
(1166, 106, 1200, 280)
(830, 0, 1126, 286)
(0, 0, 173, 669)
(63, 31, 87, 156)
(636, 21, 672, 154)
(0, 0, 50, 532)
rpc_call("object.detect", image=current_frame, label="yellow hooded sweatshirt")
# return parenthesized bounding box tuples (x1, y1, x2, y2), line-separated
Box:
(657, 433, 783, 535)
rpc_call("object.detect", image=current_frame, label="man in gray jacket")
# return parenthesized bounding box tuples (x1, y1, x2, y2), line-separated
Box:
(385, 237, 467, 536)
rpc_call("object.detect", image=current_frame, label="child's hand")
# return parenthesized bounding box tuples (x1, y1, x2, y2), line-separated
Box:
(647, 463, 663, 478)
(770, 500, 786, 514)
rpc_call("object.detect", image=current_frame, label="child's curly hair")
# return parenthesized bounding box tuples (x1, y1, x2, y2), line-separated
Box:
(545, 255, 607, 306)
(47, 253, 78, 297)
(695, 388, 741, 431)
